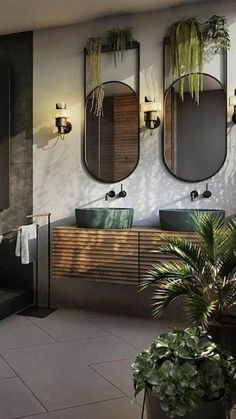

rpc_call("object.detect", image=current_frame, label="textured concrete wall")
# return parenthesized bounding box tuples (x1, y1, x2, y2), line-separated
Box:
(32, 1, 236, 312)
(0, 31, 33, 288)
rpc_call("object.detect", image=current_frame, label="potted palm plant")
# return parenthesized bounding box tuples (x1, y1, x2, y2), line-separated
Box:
(141, 213, 236, 355)
(132, 328, 236, 419)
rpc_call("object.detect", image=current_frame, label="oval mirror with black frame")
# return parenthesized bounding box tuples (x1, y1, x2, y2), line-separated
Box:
(85, 81, 139, 183)
(163, 73, 227, 182)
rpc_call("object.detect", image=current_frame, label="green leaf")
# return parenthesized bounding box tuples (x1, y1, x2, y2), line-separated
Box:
(185, 294, 217, 329)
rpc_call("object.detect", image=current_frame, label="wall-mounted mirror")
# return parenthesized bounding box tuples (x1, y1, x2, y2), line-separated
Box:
(85, 81, 139, 183)
(0, 68, 10, 209)
(163, 73, 227, 182)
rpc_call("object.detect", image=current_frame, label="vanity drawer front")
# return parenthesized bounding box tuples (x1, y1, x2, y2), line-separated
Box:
(53, 228, 139, 284)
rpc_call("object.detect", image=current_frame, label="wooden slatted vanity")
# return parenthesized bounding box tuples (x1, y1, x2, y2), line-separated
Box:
(53, 227, 196, 284)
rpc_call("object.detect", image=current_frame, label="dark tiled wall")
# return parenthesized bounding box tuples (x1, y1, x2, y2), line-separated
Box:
(0, 31, 33, 289)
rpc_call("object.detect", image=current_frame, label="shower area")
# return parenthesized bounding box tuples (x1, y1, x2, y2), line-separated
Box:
(0, 31, 34, 319)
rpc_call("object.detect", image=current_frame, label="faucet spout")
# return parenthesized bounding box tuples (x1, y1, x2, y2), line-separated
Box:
(105, 190, 115, 201)
(190, 190, 199, 202)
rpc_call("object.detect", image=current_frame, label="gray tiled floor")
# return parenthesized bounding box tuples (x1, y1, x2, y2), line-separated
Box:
(2, 307, 232, 419)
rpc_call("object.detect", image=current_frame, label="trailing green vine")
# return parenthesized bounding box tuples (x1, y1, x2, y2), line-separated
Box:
(86, 29, 136, 116)
(167, 15, 230, 104)
(87, 37, 104, 117)
(168, 18, 203, 104)
(105, 28, 134, 66)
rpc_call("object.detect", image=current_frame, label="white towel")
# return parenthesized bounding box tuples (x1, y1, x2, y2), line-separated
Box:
(15, 224, 37, 264)
(0, 235, 3, 245)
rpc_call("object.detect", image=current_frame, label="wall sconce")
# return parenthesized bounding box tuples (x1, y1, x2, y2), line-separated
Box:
(54, 103, 72, 140)
(141, 96, 161, 135)
(229, 90, 236, 124)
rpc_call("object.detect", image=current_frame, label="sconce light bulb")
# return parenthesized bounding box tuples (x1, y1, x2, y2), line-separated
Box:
(54, 103, 72, 138)
(141, 96, 161, 134)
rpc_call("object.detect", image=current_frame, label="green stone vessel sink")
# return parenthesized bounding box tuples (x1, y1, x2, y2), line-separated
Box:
(75, 208, 134, 229)
(159, 209, 225, 232)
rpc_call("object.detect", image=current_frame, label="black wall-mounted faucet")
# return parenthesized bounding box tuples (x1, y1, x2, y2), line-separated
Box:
(117, 184, 127, 199)
(203, 183, 212, 199)
(105, 190, 116, 201)
(190, 190, 199, 202)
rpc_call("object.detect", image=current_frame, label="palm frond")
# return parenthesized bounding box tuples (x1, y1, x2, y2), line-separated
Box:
(142, 213, 236, 325)
(140, 261, 196, 290)
(226, 218, 236, 248)
(156, 235, 203, 272)
(151, 278, 200, 318)
(185, 294, 217, 328)
(192, 213, 227, 264)
(216, 276, 236, 315)
(219, 254, 236, 278)
(220, 219, 236, 276)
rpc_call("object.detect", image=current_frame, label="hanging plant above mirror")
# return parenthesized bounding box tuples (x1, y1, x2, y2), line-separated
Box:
(87, 37, 104, 117)
(168, 18, 203, 104)
(203, 15, 230, 53)
(167, 15, 230, 105)
(86, 28, 137, 116)
(105, 28, 135, 66)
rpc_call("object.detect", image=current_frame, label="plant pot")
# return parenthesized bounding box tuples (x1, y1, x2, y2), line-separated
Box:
(208, 321, 236, 357)
(146, 387, 227, 419)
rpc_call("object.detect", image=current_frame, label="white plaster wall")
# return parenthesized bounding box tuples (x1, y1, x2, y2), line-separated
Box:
(33, 0, 236, 310)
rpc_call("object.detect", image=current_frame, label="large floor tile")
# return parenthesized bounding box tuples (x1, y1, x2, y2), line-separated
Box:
(89, 313, 185, 349)
(1, 341, 125, 410)
(63, 335, 139, 364)
(0, 314, 33, 329)
(30, 309, 110, 342)
(0, 377, 45, 418)
(91, 358, 144, 406)
(0, 356, 16, 379)
(19, 397, 143, 419)
(0, 326, 55, 349)
(28, 308, 92, 323)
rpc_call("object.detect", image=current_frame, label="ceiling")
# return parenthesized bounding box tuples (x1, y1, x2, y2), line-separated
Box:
(0, 0, 217, 35)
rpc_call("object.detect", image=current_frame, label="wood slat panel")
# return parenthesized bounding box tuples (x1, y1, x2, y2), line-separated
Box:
(53, 227, 139, 284)
(53, 226, 196, 284)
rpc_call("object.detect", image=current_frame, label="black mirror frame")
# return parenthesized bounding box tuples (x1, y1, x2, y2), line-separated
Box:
(84, 81, 140, 183)
(162, 37, 228, 183)
(83, 41, 140, 184)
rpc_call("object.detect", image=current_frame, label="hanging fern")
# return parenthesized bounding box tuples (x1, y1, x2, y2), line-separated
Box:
(105, 28, 134, 66)
(87, 37, 104, 117)
(203, 15, 230, 53)
(168, 18, 203, 104)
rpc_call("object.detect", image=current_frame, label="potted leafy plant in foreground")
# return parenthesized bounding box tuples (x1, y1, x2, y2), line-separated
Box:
(132, 328, 236, 419)
(141, 213, 236, 355)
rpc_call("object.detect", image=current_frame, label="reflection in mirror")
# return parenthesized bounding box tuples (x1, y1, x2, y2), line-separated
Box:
(0, 68, 10, 209)
(85, 81, 139, 183)
(164, 74, 226, 182)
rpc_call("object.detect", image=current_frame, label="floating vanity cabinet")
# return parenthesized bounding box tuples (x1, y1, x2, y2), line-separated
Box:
(53, 227, 139, 284)
(53, 227, 196, 285)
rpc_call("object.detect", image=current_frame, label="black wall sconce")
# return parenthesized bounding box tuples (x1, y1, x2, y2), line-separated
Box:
(141, 96, 161, 135)
(229, 90, 236, 123)
(54, 103, 72, 140)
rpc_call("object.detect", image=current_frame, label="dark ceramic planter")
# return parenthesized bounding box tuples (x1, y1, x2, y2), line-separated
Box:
(146, 388, 227, 419)
(208, 321, 236, 358)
